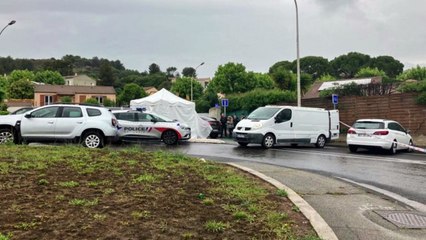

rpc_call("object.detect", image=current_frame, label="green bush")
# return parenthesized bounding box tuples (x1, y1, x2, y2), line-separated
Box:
(397, 81, 426, 93)
(416, 92, 426, 105)
(0, 111, 9, 115)
(60, 96, 73, 103)
(103, 98, 116, 107)
(84, 98, 100, 105)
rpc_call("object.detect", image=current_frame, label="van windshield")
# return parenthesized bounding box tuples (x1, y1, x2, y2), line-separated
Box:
(247, 107, 281, 120)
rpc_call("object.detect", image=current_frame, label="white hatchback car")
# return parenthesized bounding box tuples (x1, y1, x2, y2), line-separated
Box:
(112, 110, 191, 145)
(346, 119, 413, 154)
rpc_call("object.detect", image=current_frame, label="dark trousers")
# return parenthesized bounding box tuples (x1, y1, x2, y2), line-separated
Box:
(221, 124, 227, 137)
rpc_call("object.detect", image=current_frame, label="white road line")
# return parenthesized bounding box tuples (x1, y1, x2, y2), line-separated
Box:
(272, 148, 426, 166)
(336, 177, 426, 212)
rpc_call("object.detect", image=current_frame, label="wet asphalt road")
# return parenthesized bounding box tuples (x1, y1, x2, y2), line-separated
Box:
(124, 141, 426, 205)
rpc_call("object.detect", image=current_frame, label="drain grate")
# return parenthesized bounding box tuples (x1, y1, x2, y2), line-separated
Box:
(374, 210, 426, 229)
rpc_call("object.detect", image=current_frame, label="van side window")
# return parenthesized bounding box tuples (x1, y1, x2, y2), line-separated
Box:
(276, 109, 292, 122)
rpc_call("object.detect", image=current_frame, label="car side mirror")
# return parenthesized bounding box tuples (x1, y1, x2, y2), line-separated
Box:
(406, 129, 411, 134)
(275, 117, 282, 123)
(151, 118, 157, 123)
(24, 113, 31, 118)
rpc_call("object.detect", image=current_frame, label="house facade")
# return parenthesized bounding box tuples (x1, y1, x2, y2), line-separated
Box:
(64, 74, 97, 86)
(34, 85, 116, 106)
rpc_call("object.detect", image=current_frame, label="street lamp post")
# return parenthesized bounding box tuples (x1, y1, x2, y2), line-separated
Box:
(191, 62, 205, 102)
(293, 0, 301, 107)
(0, 20, 16, 37)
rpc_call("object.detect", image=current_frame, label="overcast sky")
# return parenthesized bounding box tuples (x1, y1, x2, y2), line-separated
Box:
(1, 0, 425, 78)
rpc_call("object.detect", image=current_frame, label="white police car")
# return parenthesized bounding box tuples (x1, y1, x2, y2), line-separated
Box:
(112, 110, 191, 145)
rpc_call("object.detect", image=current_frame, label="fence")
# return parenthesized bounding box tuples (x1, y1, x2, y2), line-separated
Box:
(301, 93, 426, 135)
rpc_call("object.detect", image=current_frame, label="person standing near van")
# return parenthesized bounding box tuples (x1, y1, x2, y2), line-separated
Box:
(220, 113, 227, 137)
(227, 115, 234, 136)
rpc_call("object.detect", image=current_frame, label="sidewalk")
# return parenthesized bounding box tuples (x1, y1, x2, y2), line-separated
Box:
(231, 161, 426, 240)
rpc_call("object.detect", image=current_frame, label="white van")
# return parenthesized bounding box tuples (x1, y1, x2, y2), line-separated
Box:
(232, 106, 339, 148)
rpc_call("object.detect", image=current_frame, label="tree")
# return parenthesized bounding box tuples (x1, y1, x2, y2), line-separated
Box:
(171, 77, 203, 100)
(99, 60, 115, 86)
(8, 70, 35, 83)
(397, 66, 426, 81)
(293, 56, 330, 80)
(34, 70, 65, 85)
(269, 60, 293, 74)
(270, 66, 295, 90)
(248, 72, 276, 89)
(7, 79, 34, 99)
(318, 74, 336, 82)
(209, 62, 255, 94)
(0, 56, 16, 74)
(330, 52, 371, 78)
(140, 73, 170, 89)
(166, 67, 178, 78)
(355, 67, 388, 80)
(370, 56, 404, 79)
(118, 83, 147, 106)
(182, 67, 196, 77)
(148, 63, 161, 74)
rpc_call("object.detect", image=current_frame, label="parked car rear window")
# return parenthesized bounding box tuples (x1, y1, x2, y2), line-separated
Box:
(86, 108, 102, 117)
(353, 121, 384, 129)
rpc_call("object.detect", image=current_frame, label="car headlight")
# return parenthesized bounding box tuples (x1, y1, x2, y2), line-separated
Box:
(251, 122, 263, 130)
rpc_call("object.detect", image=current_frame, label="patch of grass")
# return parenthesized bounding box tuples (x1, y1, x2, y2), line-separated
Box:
(276, 189, 288, 197)
(0, 162, 10, 174)
(55, 194, 65, 201)
(58, 181, 79, 188)
(103, 188, 115, 195)
(69, 198, 99, 207)
(37, 179, 50, 185)
(131, 210, 150, 220)
(93, 213, 107, 221)
(133, 173, 157, 184)
(202, 198, 214, 206)
(233, 211, 252, 221)
(0, 232, 12, 240)
(204, 220, 228, 233)
(181, 232, 195, 239)
(292, 206, 301, 213)
(14, 221, 38, 230)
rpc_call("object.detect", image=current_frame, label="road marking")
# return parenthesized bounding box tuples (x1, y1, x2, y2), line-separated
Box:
(337, 177, 426, 213)
(272, 148, 426, 166)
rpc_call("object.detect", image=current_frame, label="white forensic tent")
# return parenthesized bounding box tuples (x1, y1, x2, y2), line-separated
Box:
(130, 88, 212, 138)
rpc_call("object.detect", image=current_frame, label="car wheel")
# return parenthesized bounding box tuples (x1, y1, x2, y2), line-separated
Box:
(238, 142, 248, 147)
(315, 135, 326, 148)
(82, 131, 104, 148)
(261, 133, 275, 149)
(162, 130, 178, 145)
(0, 128, 14, 144)
(388, 140, 397, 155)
(348, 145, 358, 153)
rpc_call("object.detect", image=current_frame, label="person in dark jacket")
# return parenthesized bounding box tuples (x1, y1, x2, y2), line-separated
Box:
(220, 113, 227, 137)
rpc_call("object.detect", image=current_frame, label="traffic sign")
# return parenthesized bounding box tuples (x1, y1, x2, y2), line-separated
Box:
(332, 94, 338, 105)
(221, 99, 229, 107)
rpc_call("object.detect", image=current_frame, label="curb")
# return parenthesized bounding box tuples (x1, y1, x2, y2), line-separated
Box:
(227, 163, 338, 240)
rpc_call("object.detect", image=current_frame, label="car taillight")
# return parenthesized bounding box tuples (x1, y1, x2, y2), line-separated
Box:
(347, 129, 357, 134)
(112, 118, 118, 127)
(373, 130, 389, 135)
